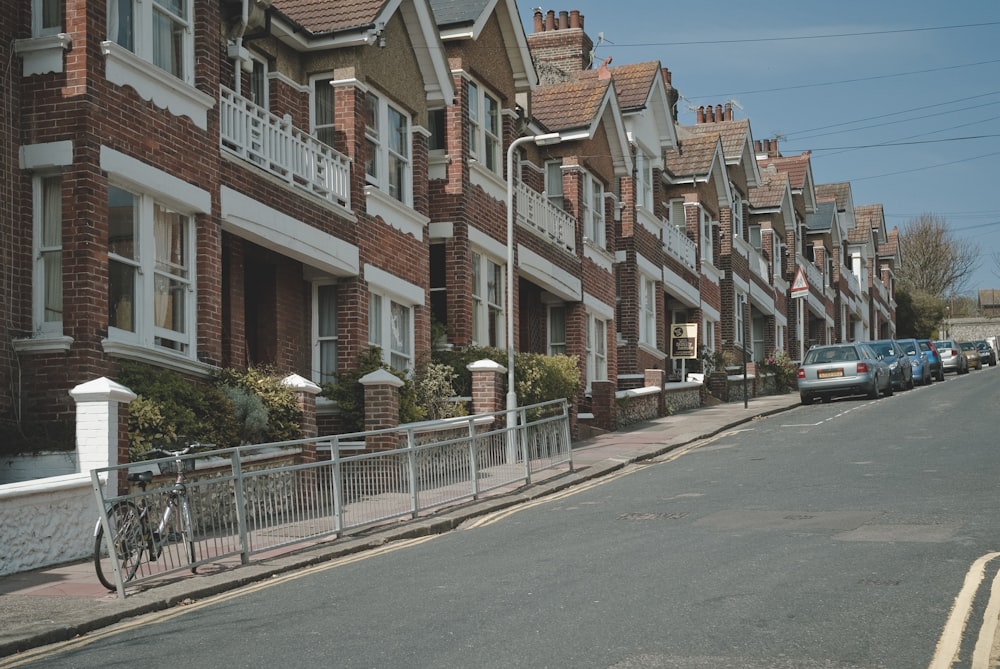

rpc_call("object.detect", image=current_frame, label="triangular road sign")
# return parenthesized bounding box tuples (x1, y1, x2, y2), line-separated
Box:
(791, 267, 809, 295)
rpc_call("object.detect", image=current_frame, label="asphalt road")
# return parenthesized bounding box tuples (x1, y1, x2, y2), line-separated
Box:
(8, 367, 1000, 669)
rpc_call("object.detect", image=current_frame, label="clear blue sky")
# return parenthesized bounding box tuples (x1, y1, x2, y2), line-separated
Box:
(518, 2, 1000, 294)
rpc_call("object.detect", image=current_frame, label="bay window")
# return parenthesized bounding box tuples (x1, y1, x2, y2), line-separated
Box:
(468, 80, 501, 175)
(365, 91, 410, 204)
(582, 172, 605, 246)
(369, 292, 412, 372)
(107, 184, 193, 354)
(108, 0, 192, 80)
(34, 175, 63, 334)
(313, 283, 338, 385)
(472, 251, 505, 348)
(586, 314, 608, 390)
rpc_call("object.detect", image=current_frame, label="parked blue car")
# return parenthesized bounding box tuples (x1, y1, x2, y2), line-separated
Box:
(918, 339, 945, 381)
(897, 338, 931, 385)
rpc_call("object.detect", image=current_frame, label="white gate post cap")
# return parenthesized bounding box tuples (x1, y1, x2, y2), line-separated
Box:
(69, 377, 137, 403)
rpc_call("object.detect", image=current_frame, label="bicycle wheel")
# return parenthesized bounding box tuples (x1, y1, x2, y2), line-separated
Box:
(94, 501, 147, 590)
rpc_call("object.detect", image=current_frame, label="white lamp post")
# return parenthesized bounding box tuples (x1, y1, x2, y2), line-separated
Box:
(505, 132, 562, 461)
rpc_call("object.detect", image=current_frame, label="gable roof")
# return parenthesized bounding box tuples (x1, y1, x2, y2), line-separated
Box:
(680, 118, 760, 188)
(749, 167, 790, 209)
(268, 0, 454, 106)
(855, 204, 887, 243)
(663, 132, 725, 180)
(579, 61, 678, 152)
(428, 0, 537, 91)
(531, 76, 633, 176)
(815, 183, 853, 212)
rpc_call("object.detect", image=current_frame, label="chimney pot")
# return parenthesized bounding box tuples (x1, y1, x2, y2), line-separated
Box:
(697, 106, 705, 124)
(545, 10, 556, 31)
(706, 106, 715, 122)
(569, 10, 581, 29)
(715, 104, 723, 121)
(662, 67, 672, 85)
(533, 9, 543, 33)
(724, 102, 732, 121)
(558, 11, 569, 29)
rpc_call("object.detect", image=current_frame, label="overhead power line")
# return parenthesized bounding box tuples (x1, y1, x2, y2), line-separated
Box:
(607, 20, 1000, 48)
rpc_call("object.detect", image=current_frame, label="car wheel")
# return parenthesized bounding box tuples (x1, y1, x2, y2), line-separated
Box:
(937, 369, 945, 382)
(800, 394, 812, 405)
(868, 379, 879, 400)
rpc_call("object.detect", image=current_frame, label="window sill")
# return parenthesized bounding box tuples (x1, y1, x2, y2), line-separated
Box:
(364, 186, 428, 240)
(101, 41, 214, 130)
(14, 33, 71, 76)
(12, 335, 73, 354)
(102, 339, 215, 378)
(469, 161, 506, 202)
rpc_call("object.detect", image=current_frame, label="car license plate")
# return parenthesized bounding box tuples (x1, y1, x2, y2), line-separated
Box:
(818, 369, 843, 379)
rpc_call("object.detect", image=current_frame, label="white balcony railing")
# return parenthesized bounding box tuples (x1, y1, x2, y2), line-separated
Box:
(662, 222, 697, 270)
(841, 265, 860, 297)
(219, 86, 351, 209)
(516, 183, 575, 254)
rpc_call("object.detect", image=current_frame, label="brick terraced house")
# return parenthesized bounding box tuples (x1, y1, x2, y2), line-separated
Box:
(0, 1, 898, 451)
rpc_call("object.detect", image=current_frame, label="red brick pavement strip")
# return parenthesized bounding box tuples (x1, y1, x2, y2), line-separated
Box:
(0, 393, 802, 660)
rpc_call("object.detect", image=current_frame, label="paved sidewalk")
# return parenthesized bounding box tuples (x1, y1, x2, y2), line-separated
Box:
(0, 392, 801, 660)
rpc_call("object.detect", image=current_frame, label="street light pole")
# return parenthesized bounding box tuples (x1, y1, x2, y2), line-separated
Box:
(506, 132, 562, 461)
(740, 293, 748, 409)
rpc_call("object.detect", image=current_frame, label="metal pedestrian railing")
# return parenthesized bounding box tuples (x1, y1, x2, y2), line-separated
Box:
(92, 399, 572, 596)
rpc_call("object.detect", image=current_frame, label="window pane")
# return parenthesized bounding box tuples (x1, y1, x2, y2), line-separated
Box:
(152, 7, 184, 76)
(109, 259, 136, 331)
(313, 78, 335, 147)
(428, 108, 446, 151)
(318, 285, 337, 337)
(368, 293, 382, 345)
(108, 186, 136, 259)
(154, 205, 186, 278)
(42, 0, 61, 30)
(108, 0, 134, 50)
(250, 59, 266, 107)
(319, 341, 337, 384)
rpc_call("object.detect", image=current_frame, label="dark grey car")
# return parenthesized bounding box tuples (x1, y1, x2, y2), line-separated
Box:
(797, 342, 892, 405)
(868, 339, 914, 391)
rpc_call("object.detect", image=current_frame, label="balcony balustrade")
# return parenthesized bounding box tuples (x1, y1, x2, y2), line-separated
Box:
(219, 86, 351, 209)
(662, 222, 697, 271)
(516, 183, 576, 254)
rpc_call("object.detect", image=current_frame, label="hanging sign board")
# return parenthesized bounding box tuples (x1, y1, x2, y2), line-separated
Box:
(670, 323, 699, 359)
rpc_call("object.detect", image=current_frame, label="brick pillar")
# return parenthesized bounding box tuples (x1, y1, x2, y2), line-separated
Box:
(69, 377, 137, 497)
(467, 359, 505, 415)
(590, 380, 614, 430)
(282, 373, 321, 462)
(644, 368, 666, 416)
(360, 369, 403, 452)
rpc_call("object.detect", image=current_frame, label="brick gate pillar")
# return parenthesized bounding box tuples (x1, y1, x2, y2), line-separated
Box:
(282, 373, 322, 463)
(69, 377, 137, 497)
(467, 359, 506, 416)
(590, 380, 614, 430)
(360, 369, 403, 452)
(644, 369, 666, 416)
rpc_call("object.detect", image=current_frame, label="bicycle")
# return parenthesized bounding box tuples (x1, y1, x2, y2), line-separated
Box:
(94, 444, 202, 591)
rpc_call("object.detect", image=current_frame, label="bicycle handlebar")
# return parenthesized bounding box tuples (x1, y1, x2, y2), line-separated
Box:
(146, 443, 211, 458)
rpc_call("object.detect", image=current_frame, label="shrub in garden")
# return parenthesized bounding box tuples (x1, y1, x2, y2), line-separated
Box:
(215, 366, 302, 444)
(321, 347, 424, 434)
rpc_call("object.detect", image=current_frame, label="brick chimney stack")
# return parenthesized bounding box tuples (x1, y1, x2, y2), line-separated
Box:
(527, 7, 594, 77)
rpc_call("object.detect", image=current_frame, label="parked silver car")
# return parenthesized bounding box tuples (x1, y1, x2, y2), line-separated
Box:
(868, 339, 914, 391)
(797, 342, 892, 405)
(933, 339, 969, 374)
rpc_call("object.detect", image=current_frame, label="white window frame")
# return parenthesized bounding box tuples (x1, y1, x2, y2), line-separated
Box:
(545, 161, 564, 209)
(365, 90, 411, 205)
(548, 305, 566, 356)
(312, 282, 338, 385)
(468, 80, 501, 175)
(736, 292, 746, 347)
(582, 171, 605, 246)
(33, 0, 62, 36)
(310, 75, 336, 149)
(106, 184, 195, 356)
(471, 250, 505, 348)
(640, 274, 657, 347)
(368, 291, 413, 372)
(249, 53, 268, 110)
(701, 209, 714, 265)
(668, 199, 685, 230)
(703, 318, 716, 355)
(635, 149, 653, 211)
(730, 182, 743, 238)
(33, 174, 63, 335)
(107, 0, 194, 81)
(585, 313, 608, 390)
